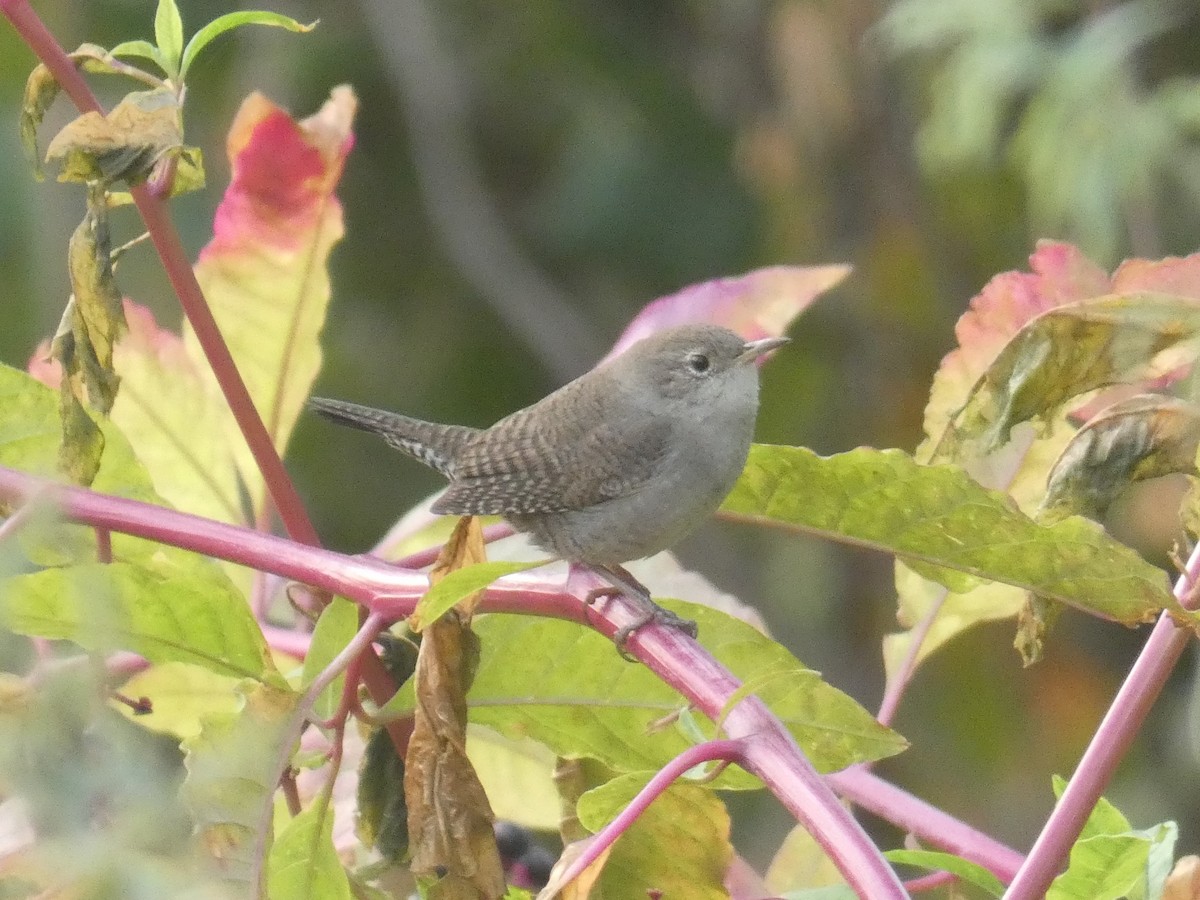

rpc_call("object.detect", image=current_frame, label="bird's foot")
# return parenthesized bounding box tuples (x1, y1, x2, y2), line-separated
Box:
(583, 565, 699, 661)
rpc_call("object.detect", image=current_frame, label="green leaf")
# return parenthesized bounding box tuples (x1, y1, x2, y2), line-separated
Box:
(301, 596, 359, 721)
(466, 725, 560, 831)
(576, 776, 732, 900)
(411, 559, 549, 630)
(108, 301, 244, 526)
(109, 39, 167, 69)
(153, 0, 185, 77)
(765, 824, 848, 894)
(180, 12, 317, 79)
(183, 682, 298, 888)
(0, 363, 158, 502)
(110, 661, 240, 741)
(392, 601, 905, 784)
(1046, 829, 1160, 900)
(1, 561, 272, 680)
(723, 444, 1180, 625)
(268, 798, 353, 900)
(884, 849, 1004, 897)
(1046, 775, 1179, 900)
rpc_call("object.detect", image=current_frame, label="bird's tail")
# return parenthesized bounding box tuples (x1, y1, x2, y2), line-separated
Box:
(308, 397, 481, 477)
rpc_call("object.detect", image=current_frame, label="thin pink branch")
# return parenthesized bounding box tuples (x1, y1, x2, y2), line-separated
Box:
(904, 871, 958, 893)
(551, 739, 747, 888)
(877, 588, 945, 726)
(828, 765, 1024, 882)
(1004, 544, 1200, 899)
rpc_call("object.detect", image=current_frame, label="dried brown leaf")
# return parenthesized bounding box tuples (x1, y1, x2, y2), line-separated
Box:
(404, 517, 503, 898)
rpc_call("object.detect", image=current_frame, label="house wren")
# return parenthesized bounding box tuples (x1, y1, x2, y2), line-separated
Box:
(310, 323, 788, 650)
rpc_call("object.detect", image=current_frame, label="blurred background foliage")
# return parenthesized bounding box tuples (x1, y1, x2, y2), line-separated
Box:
(3, 0, 1200, 879)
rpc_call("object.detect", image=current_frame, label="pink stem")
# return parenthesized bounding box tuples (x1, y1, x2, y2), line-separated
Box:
(829, 765, 1023, 882)
(1003, 544, 1200, 899)
(552, 740, 746, 887)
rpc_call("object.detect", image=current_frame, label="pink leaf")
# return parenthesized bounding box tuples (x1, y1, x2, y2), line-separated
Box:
(607, 264, 850, 361)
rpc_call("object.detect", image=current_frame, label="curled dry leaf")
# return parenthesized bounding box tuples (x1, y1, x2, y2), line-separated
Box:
(20, 44, 129, 179)
(404, 517, 504, 897)
(1041, 394, 1200, 524)
(46, 89, 187, 187)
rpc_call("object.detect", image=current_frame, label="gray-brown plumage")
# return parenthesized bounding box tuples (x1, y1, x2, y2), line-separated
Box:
(310, 323, 787, 646)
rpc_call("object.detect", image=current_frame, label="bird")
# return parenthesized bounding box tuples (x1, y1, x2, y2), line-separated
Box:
(310, 323, 788, 653)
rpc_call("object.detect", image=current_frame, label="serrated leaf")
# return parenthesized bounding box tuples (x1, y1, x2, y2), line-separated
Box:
(183, 681, 297, 888)
(111, 661, 240, 740)
(723, 444, 1179, 625)
(186, 87, 355, 521)
(1, 561, 271, 679)
(268, 798, 353, 900)
(415, 601, 905, 784)
(884, 849, 1004, 897)
(576, 776, 731, 899)
(153, 0, 184, 77)
(1041, 395, 1200, 523)
(301, 596, 359, 722)
(411, 559, 548, 631)
(180, 12, 317, 80)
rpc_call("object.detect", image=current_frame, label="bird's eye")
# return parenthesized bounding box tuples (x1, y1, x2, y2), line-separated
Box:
(686, 352, 711, 374)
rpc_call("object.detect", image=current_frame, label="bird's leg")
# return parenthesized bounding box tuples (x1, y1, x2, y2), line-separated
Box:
(582, 564, 698, 659)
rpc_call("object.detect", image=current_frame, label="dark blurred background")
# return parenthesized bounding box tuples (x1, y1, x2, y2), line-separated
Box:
(3, 0, 1200, 878)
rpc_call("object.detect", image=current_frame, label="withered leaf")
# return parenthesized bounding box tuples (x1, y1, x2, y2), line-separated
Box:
(46, 88, 184, 187)
(56, 377, 105, 486)
(404, 517, 504, 898)
(1041, 395, 1200, 524)
(63, 185, 125, 414)
(20, 44, 127, 179)
(357, 727, 409, 863)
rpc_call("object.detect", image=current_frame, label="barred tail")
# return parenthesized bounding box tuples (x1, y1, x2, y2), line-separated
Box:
(308, 396, 480, 477)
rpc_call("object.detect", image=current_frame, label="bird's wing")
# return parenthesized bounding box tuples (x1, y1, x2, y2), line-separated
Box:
(433, 402, 672, 516)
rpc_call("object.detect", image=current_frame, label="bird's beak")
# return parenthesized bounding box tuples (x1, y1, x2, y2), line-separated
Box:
(738, 335, 790, 363)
